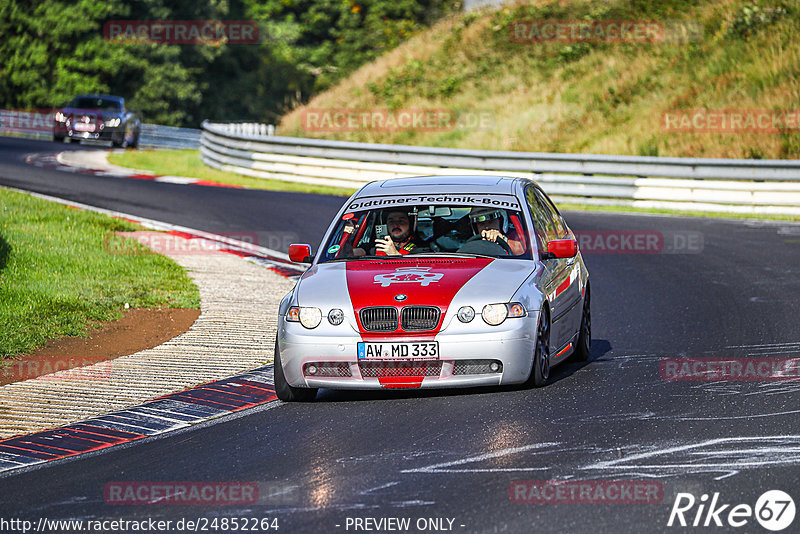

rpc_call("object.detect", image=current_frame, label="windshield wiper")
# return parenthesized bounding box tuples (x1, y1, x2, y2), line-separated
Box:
(324, 252, 500, 262)
(409, 252, 497, 259)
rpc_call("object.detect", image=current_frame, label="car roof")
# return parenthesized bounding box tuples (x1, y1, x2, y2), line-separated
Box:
(354, 175, 531, 198)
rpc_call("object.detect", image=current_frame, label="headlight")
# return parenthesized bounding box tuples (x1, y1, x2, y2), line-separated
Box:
(457, 306, 475, 323)
(104, 117, 121, 127)
(54, 112, 66, 122)
(481, 302, 526, 326)
(482, 304, 508, 326)
(286, 306, 322, 329)
(328, 308, 344, 325)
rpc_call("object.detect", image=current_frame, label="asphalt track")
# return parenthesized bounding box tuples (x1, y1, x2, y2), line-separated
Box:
(1, 137, 799, 533)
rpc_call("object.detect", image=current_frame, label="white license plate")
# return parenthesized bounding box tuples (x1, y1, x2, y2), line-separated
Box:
(74, 122, 95, 132)
(357, 341, 438, 360)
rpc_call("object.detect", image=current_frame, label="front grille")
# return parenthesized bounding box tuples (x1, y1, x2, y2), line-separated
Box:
(400, 306, 440, 331)
(303, 362, 352, 377)
(360, 307, 398, 331)
(453, 359, 503, 375)
(359, 361, 442, 378)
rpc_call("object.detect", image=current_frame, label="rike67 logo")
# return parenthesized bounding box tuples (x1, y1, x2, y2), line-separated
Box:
(667, 490, 795, 531)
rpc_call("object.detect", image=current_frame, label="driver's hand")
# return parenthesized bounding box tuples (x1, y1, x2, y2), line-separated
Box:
(481, 229, 507, 243)
(375, 236, 400, 255)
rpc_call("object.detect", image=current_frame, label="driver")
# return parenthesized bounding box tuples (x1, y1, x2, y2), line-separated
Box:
(469, 207, 524, 255)
(346, 209, 420, 256)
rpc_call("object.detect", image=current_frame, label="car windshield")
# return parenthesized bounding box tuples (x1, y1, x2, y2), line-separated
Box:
(69, 97, 122, 112)
(319, 203, 532, 262)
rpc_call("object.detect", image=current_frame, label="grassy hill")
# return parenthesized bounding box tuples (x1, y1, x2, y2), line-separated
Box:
(279, 0, 799, 159)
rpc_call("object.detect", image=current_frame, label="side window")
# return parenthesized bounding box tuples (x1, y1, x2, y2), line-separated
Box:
(534, 188, 567, 238)
(525, 187, 556, 251)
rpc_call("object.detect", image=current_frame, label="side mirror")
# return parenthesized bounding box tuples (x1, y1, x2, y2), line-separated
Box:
(288, 243, 313, 263)
(543, 239, 577, 259)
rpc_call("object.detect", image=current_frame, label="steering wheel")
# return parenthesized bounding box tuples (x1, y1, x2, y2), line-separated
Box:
(461, 234, 512, 255)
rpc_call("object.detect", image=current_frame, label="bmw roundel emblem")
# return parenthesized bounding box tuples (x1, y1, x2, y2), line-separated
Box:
(394, 294, 407, 301)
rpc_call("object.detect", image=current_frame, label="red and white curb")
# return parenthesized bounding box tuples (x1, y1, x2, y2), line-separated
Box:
(0, 367, 278, 474)
(0, 187, 309, 474)
(25, 150, 243, 189)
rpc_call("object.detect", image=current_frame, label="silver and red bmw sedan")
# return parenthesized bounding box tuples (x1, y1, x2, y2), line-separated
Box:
(275, 175, 590, 401)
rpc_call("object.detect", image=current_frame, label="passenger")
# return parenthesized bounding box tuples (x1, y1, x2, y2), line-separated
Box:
(469, 207, 524, 255)
(346, 209, 421, 256)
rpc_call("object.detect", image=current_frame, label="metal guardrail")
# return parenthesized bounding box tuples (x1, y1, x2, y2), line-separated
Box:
(200, 120, 800, 215)
(138, 123, 200, 149)
(210, 122, 276, 137)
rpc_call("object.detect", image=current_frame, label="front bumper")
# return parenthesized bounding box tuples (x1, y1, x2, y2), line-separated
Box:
(277, 314, 538, 390)
(54, 123, 123, 141)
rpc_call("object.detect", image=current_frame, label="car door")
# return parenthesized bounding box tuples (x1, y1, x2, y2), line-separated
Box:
(539, 189, 584, 344)
(526, 186, 576, 352)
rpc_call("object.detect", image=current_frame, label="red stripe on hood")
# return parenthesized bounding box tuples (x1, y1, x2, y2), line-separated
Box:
(346, 258, 492, 339)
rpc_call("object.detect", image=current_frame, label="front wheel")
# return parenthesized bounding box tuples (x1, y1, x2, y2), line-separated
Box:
(574, 286, 591, 361)
(112, 133, 128, 148)
(529, 308, 551, 387)
(273, 339, 317, 402)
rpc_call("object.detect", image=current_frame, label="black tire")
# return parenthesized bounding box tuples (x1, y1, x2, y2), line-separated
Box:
(273, 339, 317, 402)
(574, 285, 591, 361)
(112, 133, 128, 148)
(529, 308, 551, 387)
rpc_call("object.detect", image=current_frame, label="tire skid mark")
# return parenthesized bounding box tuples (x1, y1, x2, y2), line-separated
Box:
(394, 436, 800, 481)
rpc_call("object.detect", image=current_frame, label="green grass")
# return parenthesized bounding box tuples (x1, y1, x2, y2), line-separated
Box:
(280, 0, 800, 160)
(0, 188, 200, 361)
(108, 149, 356, 197)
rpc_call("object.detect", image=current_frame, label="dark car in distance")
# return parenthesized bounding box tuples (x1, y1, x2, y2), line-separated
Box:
(53, 94, 141, 148)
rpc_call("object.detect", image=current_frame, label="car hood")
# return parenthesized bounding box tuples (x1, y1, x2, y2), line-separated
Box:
(296, 257, 535, 332)
(61, 107, 123, 119)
